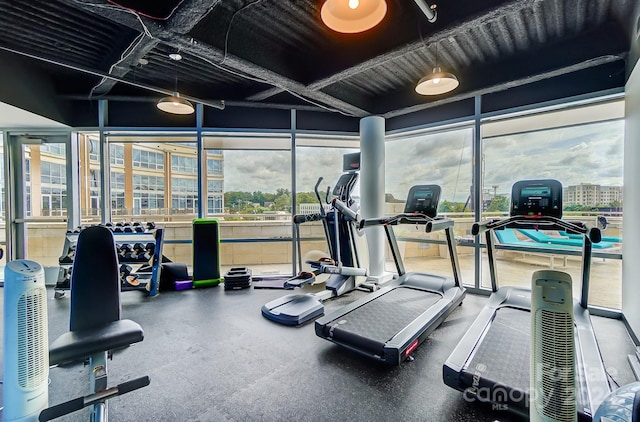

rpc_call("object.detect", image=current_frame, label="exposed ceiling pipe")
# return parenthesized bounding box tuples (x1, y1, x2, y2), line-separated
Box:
(413, 0, 437, 23)
(0, 45, 225, 111)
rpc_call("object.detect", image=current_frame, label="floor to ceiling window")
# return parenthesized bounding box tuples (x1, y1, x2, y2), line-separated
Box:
(295, 133, 360, 273)
(2, 95, 624, 309)
(204, 132, 293, 276)
(80, 133, 101, 221)
(0, 133, 5, 274)
(480, 97, 624, 308)
(385, 124, 474, 283)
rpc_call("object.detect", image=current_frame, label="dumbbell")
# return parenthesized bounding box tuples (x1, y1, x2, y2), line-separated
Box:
(59, 246, 75, 264)
(119, 243, 133, 261)
(132, 243, 151, 262)
(124, 222, 133, 233)
(119, 264, 133, 284)
(145, 242, 155, 257)
(146, 221, 156, 231)
(115, 243, 124, 260)
(57, 267, 72, 289)
(114, 222, 124, 233)
(130, 242, 143, 260)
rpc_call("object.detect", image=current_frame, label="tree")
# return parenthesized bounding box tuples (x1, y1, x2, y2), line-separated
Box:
(276, 188, 290, 197)
(296, 192, 317, 205)
(225, 191, 252, 211)
(486, 195, 509, 212)
(251, 191, 267, 206)
(564, 204, 591, 212)
(439, 200, 466, 213)
(274, 192, 291, 211)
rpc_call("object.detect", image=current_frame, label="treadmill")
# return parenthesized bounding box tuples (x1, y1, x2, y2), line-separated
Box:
(315, 185, 466, 365)
(442, 179, 610, 420)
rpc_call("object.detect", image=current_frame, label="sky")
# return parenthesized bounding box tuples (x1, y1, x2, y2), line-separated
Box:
(222, 147, 359, 195)
(482, 120, 624, 195)
(221, 119, 624, 203)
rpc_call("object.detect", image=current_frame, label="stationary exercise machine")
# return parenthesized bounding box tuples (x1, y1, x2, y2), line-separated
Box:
(442, 179, 610, 420)
(40, 226, 149, 421)
(315, 184, 466, 364)
(262, 155, 366, 326)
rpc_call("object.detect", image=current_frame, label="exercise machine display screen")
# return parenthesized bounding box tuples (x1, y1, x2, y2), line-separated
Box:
(332, 172, 359, 198)
(404, 185, 441, 217)
(510, 179, 562, 218)
(343, 152, 360, 172)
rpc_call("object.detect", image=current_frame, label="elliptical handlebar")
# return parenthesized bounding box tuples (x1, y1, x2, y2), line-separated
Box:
(293, 213, 324, 224)
(332, 198, 358, 222)
(314, 177, 325, 216)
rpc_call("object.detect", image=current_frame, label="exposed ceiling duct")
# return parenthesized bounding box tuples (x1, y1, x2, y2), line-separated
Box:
(413, 0, 437, 23)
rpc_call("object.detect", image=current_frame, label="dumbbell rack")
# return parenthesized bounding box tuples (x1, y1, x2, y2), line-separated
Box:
(54, 224, 165, 299)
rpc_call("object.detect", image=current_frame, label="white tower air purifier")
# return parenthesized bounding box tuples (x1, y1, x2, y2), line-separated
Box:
(530, 269, 576, 422)
(2, 260, 49, 421)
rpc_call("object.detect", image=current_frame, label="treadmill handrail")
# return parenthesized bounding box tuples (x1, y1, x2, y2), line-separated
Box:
(360, 213, 452, 231)
(473, 214, 599, 306)
(426, 218, 454, 233)
(472, 215, 600, 243)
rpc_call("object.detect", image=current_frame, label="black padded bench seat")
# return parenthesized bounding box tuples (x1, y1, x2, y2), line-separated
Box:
(49, 319, 143, 365)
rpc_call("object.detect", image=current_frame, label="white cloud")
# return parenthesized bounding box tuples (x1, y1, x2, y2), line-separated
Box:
(220, 119, 624, 204)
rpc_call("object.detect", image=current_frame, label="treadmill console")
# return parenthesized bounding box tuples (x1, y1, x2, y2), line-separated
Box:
(404, 185, 441, 217)
(510, 179, 562, 218)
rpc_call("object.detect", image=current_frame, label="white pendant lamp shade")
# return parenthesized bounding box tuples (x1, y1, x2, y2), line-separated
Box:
(415, 67, 459, 95)
(321, 0, 387, 33)
(157, 92, 195, 115)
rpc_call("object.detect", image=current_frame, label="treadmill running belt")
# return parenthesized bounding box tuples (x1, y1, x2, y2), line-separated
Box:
(327, 287, 442, 356)
(466, 307, 530, 393)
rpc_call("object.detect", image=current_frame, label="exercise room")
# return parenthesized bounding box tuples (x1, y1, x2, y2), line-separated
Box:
(1, 1, 640, 421)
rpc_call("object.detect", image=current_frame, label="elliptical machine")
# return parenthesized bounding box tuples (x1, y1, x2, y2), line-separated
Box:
(262, 157, 366, 326)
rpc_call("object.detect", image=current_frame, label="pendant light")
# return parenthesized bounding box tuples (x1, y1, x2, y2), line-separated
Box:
(321, 0, 387, 33)
(157, 53, 195, 115)
(415, 43, 459, 96)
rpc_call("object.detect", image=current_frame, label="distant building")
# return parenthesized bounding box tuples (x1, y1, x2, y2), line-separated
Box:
(298, 203, 330, 215)
(563, 183, 622, 207)
(22, 141, 225, 219)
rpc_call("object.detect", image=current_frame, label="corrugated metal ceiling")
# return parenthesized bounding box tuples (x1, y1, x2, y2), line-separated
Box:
(0, 0, 635, 122)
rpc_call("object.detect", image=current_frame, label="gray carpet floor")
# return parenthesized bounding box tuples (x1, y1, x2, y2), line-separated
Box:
(0, 282, 637, 421)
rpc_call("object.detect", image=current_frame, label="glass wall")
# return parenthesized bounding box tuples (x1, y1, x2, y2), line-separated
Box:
(295, 134, 360, 273)
(4, 94, 624, 309)
(10, 133, 71, 272)
(79, 133, 101, 221)
(385, 125, 475, 282)
(34, 144, 67, 218)
(0, 133, 5, 277)
(480, 99, 624, 308)
(204, 132, 293, 276)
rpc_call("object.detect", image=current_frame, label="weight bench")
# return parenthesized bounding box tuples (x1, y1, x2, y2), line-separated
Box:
(40, 225, 149, 421)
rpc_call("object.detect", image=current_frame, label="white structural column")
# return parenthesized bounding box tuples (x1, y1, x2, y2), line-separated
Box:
(360, 116, 390, 283)
(623, 62, 640, 339)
